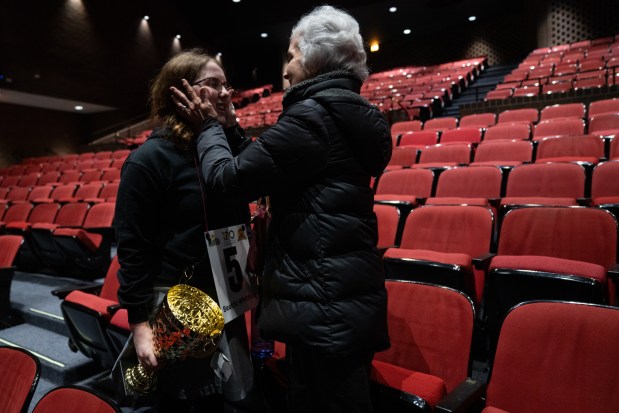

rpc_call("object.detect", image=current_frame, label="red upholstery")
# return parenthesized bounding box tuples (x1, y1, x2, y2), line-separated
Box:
(481, 407, 510, 413)
(498, 207, 617, 269)
(485, 302, 619, 413)
(0, 235, 23, 268)
(386, 205, 493, 302)
(374, 204, 400, 249)
(65, 290, 117, 320)
(483, 123, 530, 141)
(27, 186, 53, 202)
(472, 140, 532, 166)
(433, 166, 502, 198)
(109, 308, 128, 331)
(440, 127, 482, 144)
(589, 97, 619, 117)
(539, 102, 585, 121)
(399, 130, 438, 147)
(423, 117, 458, 131)
(371, 360, 447, 407)
(1, 204, 33, 228)
(33, 386, 119, 413)
(589, 113, 619, 137)
(384, 248, 472, 268)
(372, 281, 474, 407)
(498, 108, 539, 125)
(34, 184, 77, 203)
(504, 163, 585, 198)
(414, 144, 471, 167)
(0, 347, 39, 413)
(374, 168, 434, 203)
(535, 135, 604, 164)
(5, 203, 60, 232)
(385, 146, 418, 169)
(391, 120, 423, 137)
(59, 170, 82, 184)
(592, 161, 619, 200)
(533, 118, 585, 140)
(54, 228, 102, 251)
(500, 196, 577, 207)
(459, 113, 496, 128)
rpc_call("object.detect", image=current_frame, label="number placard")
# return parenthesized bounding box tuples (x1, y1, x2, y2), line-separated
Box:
(205, 224, 258, 323)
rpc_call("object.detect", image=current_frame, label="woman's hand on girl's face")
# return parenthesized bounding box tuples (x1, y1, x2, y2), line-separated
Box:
(170, 79, 218, 131)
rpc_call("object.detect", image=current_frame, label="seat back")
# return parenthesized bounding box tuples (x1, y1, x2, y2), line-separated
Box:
(0, 346, 40, 413)
(535, 135, 604, 161)
(417, 144, 471, 165)
(498, 108, 539, 124)
(374, 204, 401, 249)
(474, 140, 533, 163)
(505, 163, 585, 198)
(459, 113, 496, 128)
(375, 281, 474, 392)
(55, 202, 90, 227)
(399, 131, 438, 147)
(498, 207, 617, 268)
(592, 161, 619, 199)
(385, 146, 418, 169)
(32, 385, 119, 413)
(483, 123, 531, 141)
(97, 183, 119, 201)
(26, 204, 60, 226)
(423, 117, 458, 131)
(400, 205, 493, 257)
(533, 118, 585, 139)
(439, 128, 482, 144)
(589, 113, 619, 135)
(540, 102, 585, 121)
(434, 166, 502, 198)
(375, 169, 434, 197)
(391, 120, 423, 136)
(589, 97, 619, 117)
(3, 204, 33, 225)
(98, 256, 121, 302)
(82, 202, 115, 231)
(486, 301, 619, 413)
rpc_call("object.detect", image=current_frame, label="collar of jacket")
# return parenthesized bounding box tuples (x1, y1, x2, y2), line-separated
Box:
(282, 70, 363, 108)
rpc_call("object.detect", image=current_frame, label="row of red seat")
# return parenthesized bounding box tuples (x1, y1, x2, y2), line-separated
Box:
(0, 183, 118, 206)
(0, 169, 121, 189)
(391, 97, 619, 137)
(19, 149, 130, 167)
(0, 201, 115, 277)
(374, 161, 617, 214)
(487, 34, 619, 99)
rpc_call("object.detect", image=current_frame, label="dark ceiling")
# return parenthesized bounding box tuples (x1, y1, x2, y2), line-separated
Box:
(0, 0, 517, 121)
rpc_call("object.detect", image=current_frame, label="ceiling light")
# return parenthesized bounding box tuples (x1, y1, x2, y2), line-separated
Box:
(403, 29, 411, 35)
(261, 33, 268, 38)
(468, 16, 477, 22)
(232, 0, 241, 2)
(389, 7, 397, 12)
(143, 15, 149, 21)
(370, 41, 380, 52)
(216, 52, 222, 57)
(175, 34, 181, 39)
(74, 105, 84, 111)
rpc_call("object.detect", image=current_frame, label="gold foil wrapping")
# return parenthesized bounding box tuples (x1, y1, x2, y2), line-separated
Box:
(125, 284, 225, 394)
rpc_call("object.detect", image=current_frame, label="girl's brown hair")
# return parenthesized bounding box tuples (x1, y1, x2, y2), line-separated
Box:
(149, 48, 222, 150)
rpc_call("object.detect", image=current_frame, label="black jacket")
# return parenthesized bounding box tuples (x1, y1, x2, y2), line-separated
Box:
(116, 127, 250, 324)
(197, 71, 392, 357)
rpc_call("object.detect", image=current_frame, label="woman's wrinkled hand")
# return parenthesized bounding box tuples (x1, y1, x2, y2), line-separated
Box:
(170, 79, 218, 131)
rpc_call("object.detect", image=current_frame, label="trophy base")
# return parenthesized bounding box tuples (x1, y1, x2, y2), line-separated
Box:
(112, 358, 158, 407)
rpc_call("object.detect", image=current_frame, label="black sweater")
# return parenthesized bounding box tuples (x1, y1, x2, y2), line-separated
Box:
(116, 127, 250, 324)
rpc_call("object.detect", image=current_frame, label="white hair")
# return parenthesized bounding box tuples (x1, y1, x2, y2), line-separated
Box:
(291, 5, 369, 81)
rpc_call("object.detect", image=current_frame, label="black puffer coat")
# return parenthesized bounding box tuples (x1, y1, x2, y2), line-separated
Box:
(197, 71, 391, 357)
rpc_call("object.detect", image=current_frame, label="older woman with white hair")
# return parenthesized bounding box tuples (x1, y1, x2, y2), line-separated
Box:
(172, 5, 391, 412)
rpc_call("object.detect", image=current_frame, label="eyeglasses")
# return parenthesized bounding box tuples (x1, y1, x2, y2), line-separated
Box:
(191, 77, 231, 93)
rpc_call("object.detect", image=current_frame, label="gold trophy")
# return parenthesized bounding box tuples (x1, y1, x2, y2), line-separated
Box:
(123, 284, 225, 394)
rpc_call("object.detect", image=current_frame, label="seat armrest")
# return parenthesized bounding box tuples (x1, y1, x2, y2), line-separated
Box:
(472, 252, 495, 271)
(107, 304, 122, 315)
(608, 264, 619, 282)
(435, 378, 486, 413)
(51, 282, 103, 299)
(576, 198, 591, 206)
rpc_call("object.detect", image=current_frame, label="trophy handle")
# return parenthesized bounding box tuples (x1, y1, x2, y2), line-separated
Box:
(125, 363, 158, 394)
